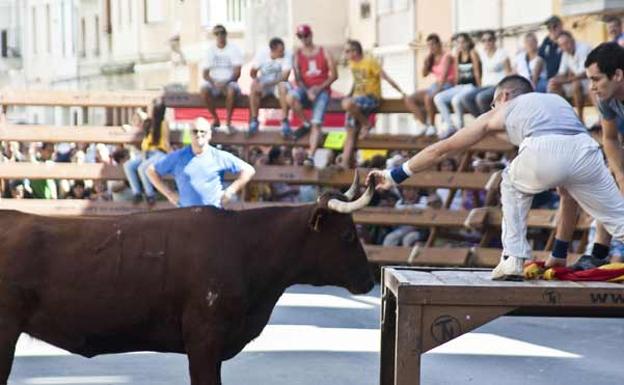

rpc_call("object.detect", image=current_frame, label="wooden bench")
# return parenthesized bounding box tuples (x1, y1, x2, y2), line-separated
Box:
(0, 89, 159, 109)
(0, 163, 501, 192)
(0, 123, 515, 154)
(380, 266, 624, 385)
(162, 92, 409, 113)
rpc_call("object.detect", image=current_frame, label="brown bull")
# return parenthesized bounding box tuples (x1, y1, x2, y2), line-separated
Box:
(0, 179, 375, 385)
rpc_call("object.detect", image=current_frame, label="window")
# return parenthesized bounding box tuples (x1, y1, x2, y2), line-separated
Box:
(46, 4, 51, 53)
(226, 0, 247, 24)
(377, 0, 409, 14)
(360, 1, 371, 19)
(79, 18, 86, 57)
(31, 6, 37, 54)
(94, 15, 101, 56)
(144, 0, 165, 23)
(1, 30, 7, 58)
(128, 0, 132, 24)
(118, 0, 123, 27)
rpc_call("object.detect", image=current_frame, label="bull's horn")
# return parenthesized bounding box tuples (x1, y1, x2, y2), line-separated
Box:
(328, 182, 374, 213)
(343, 171, 360, 201)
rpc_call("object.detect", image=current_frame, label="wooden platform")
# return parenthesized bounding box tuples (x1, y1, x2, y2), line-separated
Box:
(380, 267, 624, 385)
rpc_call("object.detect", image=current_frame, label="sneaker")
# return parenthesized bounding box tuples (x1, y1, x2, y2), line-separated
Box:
(225, 124, 236, 136)
(280, 119, 293, 139)
(411, 122, 427, 136)
(438, 125, 457, 140)
(246, 119, 260, 138)
(570, 254, 609, 271)
(491, 255, 524, 281)
(425, 125, 437, 136)
(146, 195, 157, 207)
(132, 194, 143, 205)
(294, 122, 312, 140)
(303, 157, 314, 168)
(211, 122, 221, 131)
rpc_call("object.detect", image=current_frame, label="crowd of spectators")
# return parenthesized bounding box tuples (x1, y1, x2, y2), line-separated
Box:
(2, 13, 620, 250)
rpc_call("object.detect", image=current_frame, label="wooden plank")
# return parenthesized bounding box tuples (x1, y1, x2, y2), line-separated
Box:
(0, 163, 495, 191)
(162, 92, 409, 113)
(365, 245, 471, 266)
(0, 89, 158, 108)
(353, 208, 472, 227)
(485, 207, 591, 230)
(0, 124, 144, 144)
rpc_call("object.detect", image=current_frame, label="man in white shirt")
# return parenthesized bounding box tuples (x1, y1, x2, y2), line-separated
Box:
(248, 37, 292, 137)
(201, 25, 244, 135)
(547, 30, 593, 122)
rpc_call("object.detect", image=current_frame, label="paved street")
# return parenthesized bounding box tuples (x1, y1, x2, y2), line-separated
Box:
(9, 284, 624, 385)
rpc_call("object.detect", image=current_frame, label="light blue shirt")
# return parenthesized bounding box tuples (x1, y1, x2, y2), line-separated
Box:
(154, 145, 250, 208)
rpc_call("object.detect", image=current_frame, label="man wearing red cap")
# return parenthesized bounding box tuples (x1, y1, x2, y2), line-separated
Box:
(287, 24, 338, 167)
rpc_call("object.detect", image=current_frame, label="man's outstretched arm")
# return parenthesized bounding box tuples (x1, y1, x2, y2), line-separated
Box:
(368, 108, 505, 190)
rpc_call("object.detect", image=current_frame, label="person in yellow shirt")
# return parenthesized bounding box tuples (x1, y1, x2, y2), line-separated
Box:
(123, 100, 170, 206)
(339, 39, 405, 169)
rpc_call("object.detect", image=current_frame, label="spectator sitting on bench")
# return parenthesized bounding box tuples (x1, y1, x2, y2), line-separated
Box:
(547, 30, 593, 123)
(201, 24, 243, 135)
(405, 33, 456, 138)
(67, 180, 91, 200)
(248, 37, 293, 137)
(287, 24, 338, 167)
(339, 39, 405, 170)
(123, 102, 170, 206)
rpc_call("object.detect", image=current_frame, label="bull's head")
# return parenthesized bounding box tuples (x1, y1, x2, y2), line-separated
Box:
(304, 172, 375, 295)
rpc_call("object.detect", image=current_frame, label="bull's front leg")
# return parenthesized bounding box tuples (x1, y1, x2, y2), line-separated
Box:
(186, 340, 223, 385)
(0, 313, 21, 385)
(183, 308, 224, 385)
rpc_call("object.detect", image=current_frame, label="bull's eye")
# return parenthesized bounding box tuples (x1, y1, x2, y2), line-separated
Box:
(341, 230, 356, 243)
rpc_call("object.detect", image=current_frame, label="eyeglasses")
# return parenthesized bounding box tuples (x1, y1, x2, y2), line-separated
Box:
(191, 129, 208, 135)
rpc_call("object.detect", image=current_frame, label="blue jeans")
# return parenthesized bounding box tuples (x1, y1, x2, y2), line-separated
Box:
(433, 84, 476, 128)
(291, 88, 330, 125)
(124, 150, 166, 198)
(461, 86, 495, 116)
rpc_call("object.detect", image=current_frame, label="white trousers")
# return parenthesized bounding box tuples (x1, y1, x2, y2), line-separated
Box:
(501, 133, 624, 259)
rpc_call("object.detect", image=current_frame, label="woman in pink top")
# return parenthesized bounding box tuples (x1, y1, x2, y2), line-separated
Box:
(405, 34, 456, 136)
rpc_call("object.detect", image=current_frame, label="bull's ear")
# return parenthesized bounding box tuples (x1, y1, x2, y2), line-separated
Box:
(308, 207, 327, 232)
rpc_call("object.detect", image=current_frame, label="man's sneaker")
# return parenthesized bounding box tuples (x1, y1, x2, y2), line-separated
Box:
(570, 254, 609, 271)
(225, 124, 236, 136)
(211, 122, 221, 131)
(411, 123, 427, 136)
(146, 195, 157, 207)
(491, 255, 524, 281)
(303, 157, 314, 168)
(246, 120, 260, 138)
(425, 125, 437, 137)
(294, 122, 312, 140)
(439, 126, 457, 139)
(280, 119, 293, 139)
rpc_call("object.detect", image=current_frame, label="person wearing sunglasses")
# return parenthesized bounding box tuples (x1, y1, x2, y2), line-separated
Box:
(147, 117, 255, 208)
(287, 24, 338, 167)
(201, 24, 244, 135)
(368, 75, 624, 281)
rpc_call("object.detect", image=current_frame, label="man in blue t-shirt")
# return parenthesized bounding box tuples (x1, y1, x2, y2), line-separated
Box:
(147, 117, 255, 208)
(549, 42, 624, 271)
